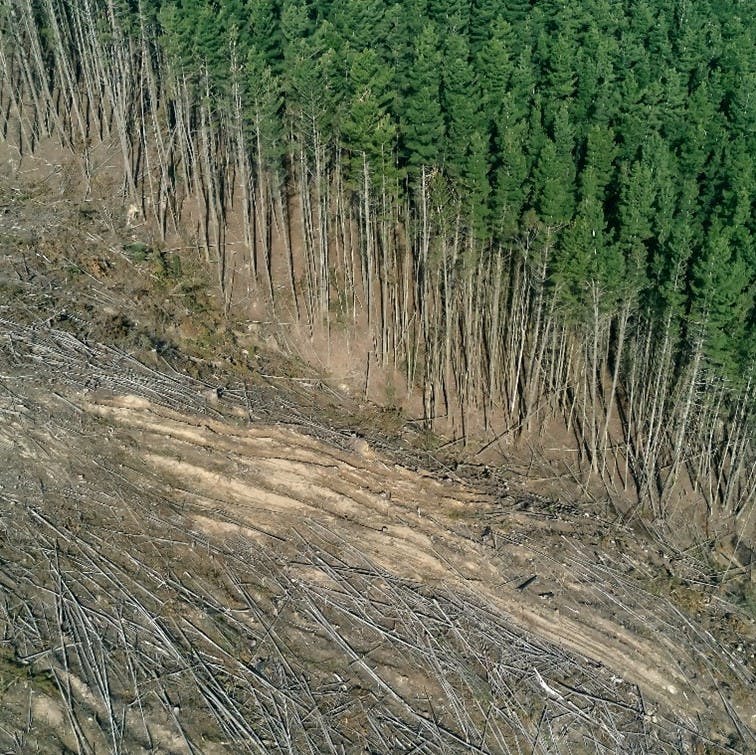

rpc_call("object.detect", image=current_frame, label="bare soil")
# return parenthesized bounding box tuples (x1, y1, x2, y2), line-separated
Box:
(0, 160, 754, 753)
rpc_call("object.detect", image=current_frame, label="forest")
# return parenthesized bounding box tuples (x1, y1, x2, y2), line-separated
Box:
(0, 0, 753, 533)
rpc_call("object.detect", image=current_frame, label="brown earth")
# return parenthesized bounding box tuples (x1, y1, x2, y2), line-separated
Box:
(0, 158, 754, 753)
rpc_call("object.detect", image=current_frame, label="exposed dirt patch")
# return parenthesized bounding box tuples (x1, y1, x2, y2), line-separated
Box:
(0, 328, 754, 752)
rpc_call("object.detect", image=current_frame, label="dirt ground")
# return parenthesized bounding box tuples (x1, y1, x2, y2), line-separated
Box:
(0, 160, 754, 753)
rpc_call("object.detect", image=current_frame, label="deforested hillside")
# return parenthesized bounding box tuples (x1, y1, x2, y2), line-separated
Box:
(0, 1, 755, 742)
(0, 186, 754, 752)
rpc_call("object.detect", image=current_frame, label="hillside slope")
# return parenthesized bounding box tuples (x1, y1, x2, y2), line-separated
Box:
(0, 185, 754, 753)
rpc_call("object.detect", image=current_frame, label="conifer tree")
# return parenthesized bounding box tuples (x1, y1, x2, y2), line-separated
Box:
(534, 104, 575, 226)
(469, 0, 502, 54)
(400, 22, 444, 173)
(474, 16, 514, 129)
(341, 48, 396, 183)
(691, 223, 753, 380)
(331, 0, 390, 54)
(246, 0, 283, 69)
(492, 97, 528, 239)
(441, 31, 478, 180)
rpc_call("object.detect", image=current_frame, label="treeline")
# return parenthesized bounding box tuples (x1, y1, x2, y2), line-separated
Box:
(0, 0, 753, 527)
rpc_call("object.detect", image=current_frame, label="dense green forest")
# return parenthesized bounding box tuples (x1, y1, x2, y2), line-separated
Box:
(0, 0, 754, 529)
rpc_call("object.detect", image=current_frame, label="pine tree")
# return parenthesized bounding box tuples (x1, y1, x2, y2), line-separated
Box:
(340, 47, 397, 183)
(534, 103, 575, 226)
(501, 0, 531, 26)
(544, 32, 577, 104)
(428, 0, 468, 30)
(553, 167, 618, 323)
(441, 30, 477, 179)
(465, 128, 491, 238)
(246, 0, 283, 69)
(616, 158, 655, 278)
(474, 16, 514, 129)
(400, 22, 444, 173)
(575, 30, 619, 125)
(158, 2, 196, 73)
(331, 0, 390, 53)
(691, 223, 753, 380)
(469, 0, 502, 54)
(281, 0, 312, 48)
(582, 124, 616, 196)
(282, 25, 337, 149)
(492, 94, 528, 239)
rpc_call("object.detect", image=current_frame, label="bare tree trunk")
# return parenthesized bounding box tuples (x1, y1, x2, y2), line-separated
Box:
(600, 299, 630, 480)
(660, 338, 703, 510)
